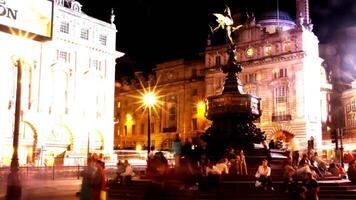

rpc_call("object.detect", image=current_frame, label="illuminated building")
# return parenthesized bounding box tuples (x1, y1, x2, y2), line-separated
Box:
(116, 60, 207, 150)
(205, 0, 331, 150)
(116, 0, 332, 152)
(0, 0, 123, 166)
(320, 32, 356, 152)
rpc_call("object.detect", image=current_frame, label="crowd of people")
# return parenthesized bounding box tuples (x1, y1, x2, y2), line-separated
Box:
(81, 134, 356, 200)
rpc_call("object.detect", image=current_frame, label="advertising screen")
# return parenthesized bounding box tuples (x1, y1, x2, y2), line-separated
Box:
(0, 0, 53, 41)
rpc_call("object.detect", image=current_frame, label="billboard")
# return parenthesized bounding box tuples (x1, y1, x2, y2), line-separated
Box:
(0, 0, 53, 41)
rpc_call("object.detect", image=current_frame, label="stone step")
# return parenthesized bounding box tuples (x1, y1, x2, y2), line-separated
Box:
(108, 180, 356, 200)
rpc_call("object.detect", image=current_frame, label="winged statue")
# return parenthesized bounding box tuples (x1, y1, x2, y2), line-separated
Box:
(210, 5, 243, 45)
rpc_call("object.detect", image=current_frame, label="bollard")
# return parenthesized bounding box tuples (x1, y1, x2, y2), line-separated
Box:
(26, 166, 29, 177)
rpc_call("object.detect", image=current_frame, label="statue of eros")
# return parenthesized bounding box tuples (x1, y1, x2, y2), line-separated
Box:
(210, 5, 243, 45)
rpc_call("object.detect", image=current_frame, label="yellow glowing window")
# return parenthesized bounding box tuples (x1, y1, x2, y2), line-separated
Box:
(264, 45, 272, 56)
(283, 41, 292, 52)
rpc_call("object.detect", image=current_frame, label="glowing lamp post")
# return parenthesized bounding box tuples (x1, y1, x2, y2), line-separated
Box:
(142, 92, 157, 157)
(7, 58, 24, 200)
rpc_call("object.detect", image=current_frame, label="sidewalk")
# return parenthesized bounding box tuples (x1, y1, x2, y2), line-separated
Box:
(0, 178, 81, 200)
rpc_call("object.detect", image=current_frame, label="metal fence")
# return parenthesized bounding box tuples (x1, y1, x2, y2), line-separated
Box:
(0, 165, 123, 181)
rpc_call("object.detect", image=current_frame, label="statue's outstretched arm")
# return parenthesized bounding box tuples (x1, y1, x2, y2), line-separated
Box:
(232, 25, 243, 32)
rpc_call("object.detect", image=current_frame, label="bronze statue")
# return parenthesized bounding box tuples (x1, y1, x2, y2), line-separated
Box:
(210, 5, 243, 45)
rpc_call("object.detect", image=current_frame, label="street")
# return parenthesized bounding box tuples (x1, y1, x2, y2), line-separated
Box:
(0, 179, 81, 200)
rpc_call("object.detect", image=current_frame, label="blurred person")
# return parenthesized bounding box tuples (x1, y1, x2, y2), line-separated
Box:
(328, 163, 339, 176)
(289, 136, 300, 167)
(283, 159, 295, 193)
(236, 150, 248, 175)
(312, 152, 328, 174)
(79, 158, 95, 200)
(268, 139, 275, 149)
(255, 159, 274, 191)
(347, 159, 356, 184)
(115, 160, 125, 183)
(216, 158, 229, 175)
(301, 172, 320, 200)
(121, 160, 134, 184)
(299, 154, 323, 178)
(344, 151, 355, 164)
(226, 147, 236, 161)
(91, 160, 106, 200)
(172, 133, 182, 157)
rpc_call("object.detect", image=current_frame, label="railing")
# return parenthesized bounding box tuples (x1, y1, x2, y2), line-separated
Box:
(272, 114, 291, 122)
(0, 165, 122, 181)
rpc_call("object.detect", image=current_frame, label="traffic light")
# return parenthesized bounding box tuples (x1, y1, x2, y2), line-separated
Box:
(331, 129, 338, 143)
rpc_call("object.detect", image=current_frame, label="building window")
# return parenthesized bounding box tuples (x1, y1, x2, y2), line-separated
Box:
(151, 122, 155, 134)
(272, 85, 291, 121)
(191, 89, 198, 97)
(57, 50, 70, 63)
(273, 68, 287, 79)
(192, 118, 198, 131)
(244, 86, 257, 96)
(60, 21, 69, 34)
(246, 73, 257, 83)
(216, 56, 221, 66)
(352, 100, 355, 111)
(283, 41, 292, 52)
(99, 34, 107, 45)
(80, 28, 89, 40)
(140, 124, 145, 135)
(132, 124, 136, 135)
(347, 104, 351, 112)
(92, 60, 101, 71)
(192, 68, 197, 78)
(264, 45, 272, 56)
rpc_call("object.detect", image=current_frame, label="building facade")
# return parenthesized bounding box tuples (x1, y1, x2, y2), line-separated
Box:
(0, 0, 123, 166)
(115, 0, 332, 152)
(340, 82, 356, 151)
(205, 2, 332, 150)
(116, 59, 207, 150)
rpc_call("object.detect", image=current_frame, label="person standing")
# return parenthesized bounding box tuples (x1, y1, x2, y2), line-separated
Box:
(79, 158, 95, 200)
(92, 160, 106, 200)
(237, 150, 248, 175)
(172, 134, 182, 164)
(289, 136, 300, 167)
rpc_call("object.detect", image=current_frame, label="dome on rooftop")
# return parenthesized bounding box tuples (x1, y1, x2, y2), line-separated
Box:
(257, 10, 295, 34)
(259, 10, 294, 21)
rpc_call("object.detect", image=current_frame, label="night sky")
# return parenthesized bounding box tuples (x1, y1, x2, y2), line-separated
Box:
(80, 0, 356, 79)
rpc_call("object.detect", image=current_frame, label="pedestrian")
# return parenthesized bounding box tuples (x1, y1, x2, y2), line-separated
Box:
(92, 160, 106, 200)
(79, 158, 95, 200)
(289, 135, 300, 167)
(236, 150, 248, 175)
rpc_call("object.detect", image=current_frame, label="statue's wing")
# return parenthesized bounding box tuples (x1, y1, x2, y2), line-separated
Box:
(213, 13, 233, 27)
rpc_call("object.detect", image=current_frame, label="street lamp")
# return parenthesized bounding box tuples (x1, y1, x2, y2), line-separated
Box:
(6, 58, 24, 200)
(142, 92, 157, 157)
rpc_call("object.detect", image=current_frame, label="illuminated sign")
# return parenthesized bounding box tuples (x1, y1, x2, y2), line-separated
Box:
(0, 0, 53, 41)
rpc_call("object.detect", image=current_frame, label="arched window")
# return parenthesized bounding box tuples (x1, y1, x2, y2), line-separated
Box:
(272, 85, 291, 121)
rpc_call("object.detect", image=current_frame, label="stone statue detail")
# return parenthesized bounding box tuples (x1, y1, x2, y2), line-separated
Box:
(203, 4, 265, 162)
(110, 8, 115, 24)
(210, 5, 243, 45)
